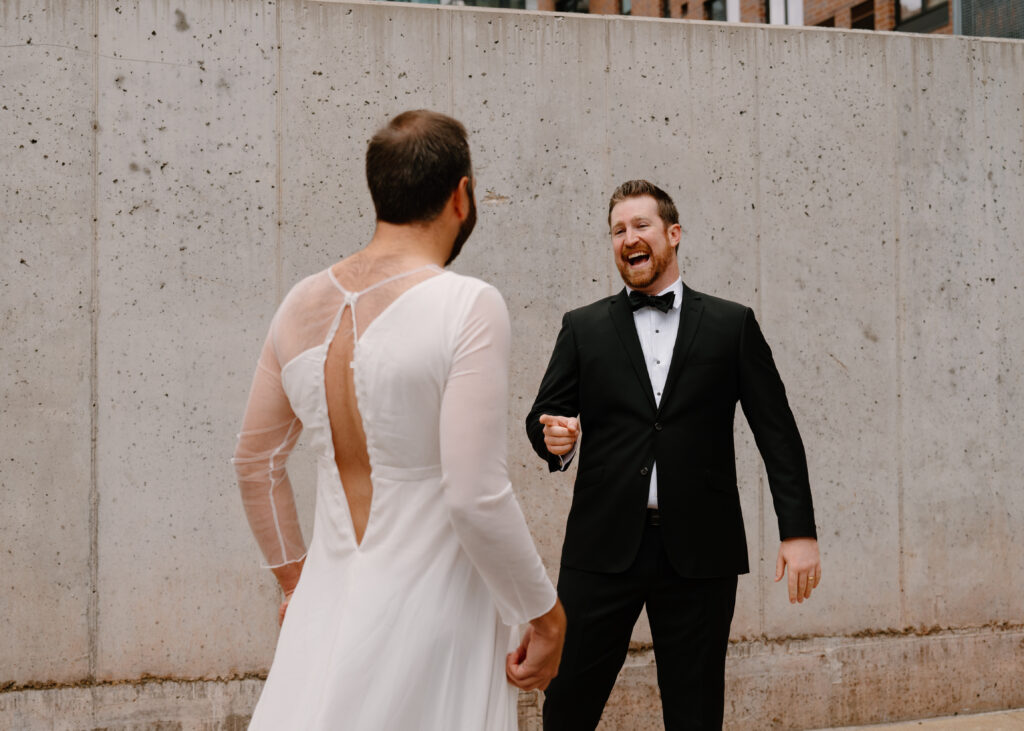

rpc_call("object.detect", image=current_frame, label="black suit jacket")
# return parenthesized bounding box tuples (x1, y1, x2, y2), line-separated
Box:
(526, 284, 816, 577)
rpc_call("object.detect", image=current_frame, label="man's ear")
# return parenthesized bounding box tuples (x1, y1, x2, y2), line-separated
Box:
(669, 222, 682, 249)
(452, 176, 472, 221)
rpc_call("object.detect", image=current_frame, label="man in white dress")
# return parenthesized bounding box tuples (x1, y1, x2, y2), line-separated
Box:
(235, 110, 566, 729)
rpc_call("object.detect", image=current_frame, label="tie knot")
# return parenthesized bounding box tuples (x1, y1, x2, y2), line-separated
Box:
(628, 290, 675, 313)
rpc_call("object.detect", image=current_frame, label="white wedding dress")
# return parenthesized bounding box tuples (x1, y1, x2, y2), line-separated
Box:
(233, 263, 556, 730)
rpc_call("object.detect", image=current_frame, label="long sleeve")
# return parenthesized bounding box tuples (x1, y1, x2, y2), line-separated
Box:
(737, 308, 817, 541)
(232, 323, 307, 568)
(525, 312, 581, 472)
(439, 285, 558, 626)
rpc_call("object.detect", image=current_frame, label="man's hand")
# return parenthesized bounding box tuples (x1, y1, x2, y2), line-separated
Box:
(506, 599, 567, 691)
(278, 590, 294, 626)
(775, 537, 821, 604)
(271, 556, 304, 626)
(538, 414, 580, 457)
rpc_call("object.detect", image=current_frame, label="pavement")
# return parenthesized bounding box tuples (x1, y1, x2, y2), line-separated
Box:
(819, 709, 1024, 730)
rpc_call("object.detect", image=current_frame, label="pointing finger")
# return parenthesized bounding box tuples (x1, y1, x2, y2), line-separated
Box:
(544, 425, 574, 438)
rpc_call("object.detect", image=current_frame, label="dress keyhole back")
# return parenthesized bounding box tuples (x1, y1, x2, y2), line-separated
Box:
(323, 263, 442, 547)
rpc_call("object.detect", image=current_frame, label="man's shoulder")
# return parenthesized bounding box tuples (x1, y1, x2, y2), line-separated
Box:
(278, 267, 333, 313)
(421, 270, 515, 315)
(688, 287, 751, 317)
(562, 292, 619, 325)
(438, 269, 495, 296)
(569, 291, 618, 313)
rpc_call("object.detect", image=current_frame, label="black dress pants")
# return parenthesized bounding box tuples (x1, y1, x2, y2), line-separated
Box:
(542, 519, 738, 731)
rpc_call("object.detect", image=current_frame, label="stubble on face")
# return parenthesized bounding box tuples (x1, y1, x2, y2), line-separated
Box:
(611, 195, 678, 293)
(615, 232, 675, 291)
(445, 181, 477, 266)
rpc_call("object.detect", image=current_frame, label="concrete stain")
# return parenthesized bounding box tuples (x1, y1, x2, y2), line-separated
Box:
(0, 673, 268, 693)
(219, 715, 250, 731)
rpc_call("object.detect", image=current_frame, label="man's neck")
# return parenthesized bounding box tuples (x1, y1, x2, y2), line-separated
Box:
(628, 263, 681, 295)
(362, 221, 451, 268)
(627, 274, 682, 297)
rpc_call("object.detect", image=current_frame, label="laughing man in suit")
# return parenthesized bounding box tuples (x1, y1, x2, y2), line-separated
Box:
(526, 180, 821, 730)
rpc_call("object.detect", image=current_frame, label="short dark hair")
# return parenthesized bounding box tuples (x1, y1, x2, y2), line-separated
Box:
(607, 180, 679, 228)
(366, 110, 473, 224)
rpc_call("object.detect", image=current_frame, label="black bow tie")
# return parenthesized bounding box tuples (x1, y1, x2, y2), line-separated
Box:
(628, 290, 675, 313)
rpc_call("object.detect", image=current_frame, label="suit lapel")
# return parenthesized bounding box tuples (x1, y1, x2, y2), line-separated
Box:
(608, 290, 658, 410)
(658, 284, 704, 413)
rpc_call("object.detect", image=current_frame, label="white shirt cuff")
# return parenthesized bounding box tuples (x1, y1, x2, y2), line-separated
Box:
(558, 442, 578, 471)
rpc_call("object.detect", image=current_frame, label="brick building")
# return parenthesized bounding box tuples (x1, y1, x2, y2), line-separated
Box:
(418, 0, 1022, 37)
(414, 0, 1019, 38)
(534, 0, 953, 33)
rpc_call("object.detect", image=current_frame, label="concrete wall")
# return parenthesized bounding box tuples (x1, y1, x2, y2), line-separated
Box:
(1, 1, 1022, 728)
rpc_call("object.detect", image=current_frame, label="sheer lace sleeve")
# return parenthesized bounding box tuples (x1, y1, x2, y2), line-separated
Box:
(439, 284, 558, 626)
(233, 320, 307, 568)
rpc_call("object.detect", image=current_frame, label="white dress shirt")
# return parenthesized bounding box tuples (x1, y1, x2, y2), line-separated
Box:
(627, 278, 683, 508)
(560, 278, 683, 509)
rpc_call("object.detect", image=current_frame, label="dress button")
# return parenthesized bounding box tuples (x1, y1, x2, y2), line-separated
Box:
(654, 422, 662, 431)
(640, 466, 649, 476)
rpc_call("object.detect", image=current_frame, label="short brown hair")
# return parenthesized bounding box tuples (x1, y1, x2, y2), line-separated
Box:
(608, 180, 679, 228)
(366, 110, 472, 224)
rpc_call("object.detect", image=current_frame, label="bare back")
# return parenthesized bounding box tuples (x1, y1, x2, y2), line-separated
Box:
(324, 255, 441, 544)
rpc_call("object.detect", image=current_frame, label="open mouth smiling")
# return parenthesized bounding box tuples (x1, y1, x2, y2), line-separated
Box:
(626, 251, 651, 267)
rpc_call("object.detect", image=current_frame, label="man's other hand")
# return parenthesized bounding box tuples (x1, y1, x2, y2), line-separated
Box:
(539, 414, 580, 456)
(271, 557, 304, 626)
(506, 599, 567, 691)
(775, 537, 821, 604)
(278, 591, 293, 626)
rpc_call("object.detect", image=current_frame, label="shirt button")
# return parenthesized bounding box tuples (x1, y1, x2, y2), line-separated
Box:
(655, 423, 662, 431)
(640, 466, 649, 476)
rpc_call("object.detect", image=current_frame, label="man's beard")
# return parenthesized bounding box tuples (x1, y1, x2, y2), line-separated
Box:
(445, 183, 477, 266)
(616, 239, 674, 290)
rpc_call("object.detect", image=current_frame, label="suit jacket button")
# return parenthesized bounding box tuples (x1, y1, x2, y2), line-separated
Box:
(654, 422, 662, 431)
(640, 466, 649, 475)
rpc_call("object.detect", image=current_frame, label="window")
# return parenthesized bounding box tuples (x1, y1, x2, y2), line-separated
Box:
(765, 0, 803, 24)
(439, 0, 530, 5)
(900, 0, 939, 19)
(897, 0, 950, 31)
(816, 15, 835, 25)
(680, 0, 688, 14)
(851, 0, 874, 28)
(703, 0, 726, 19)
(960, 0, 1024, 38)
